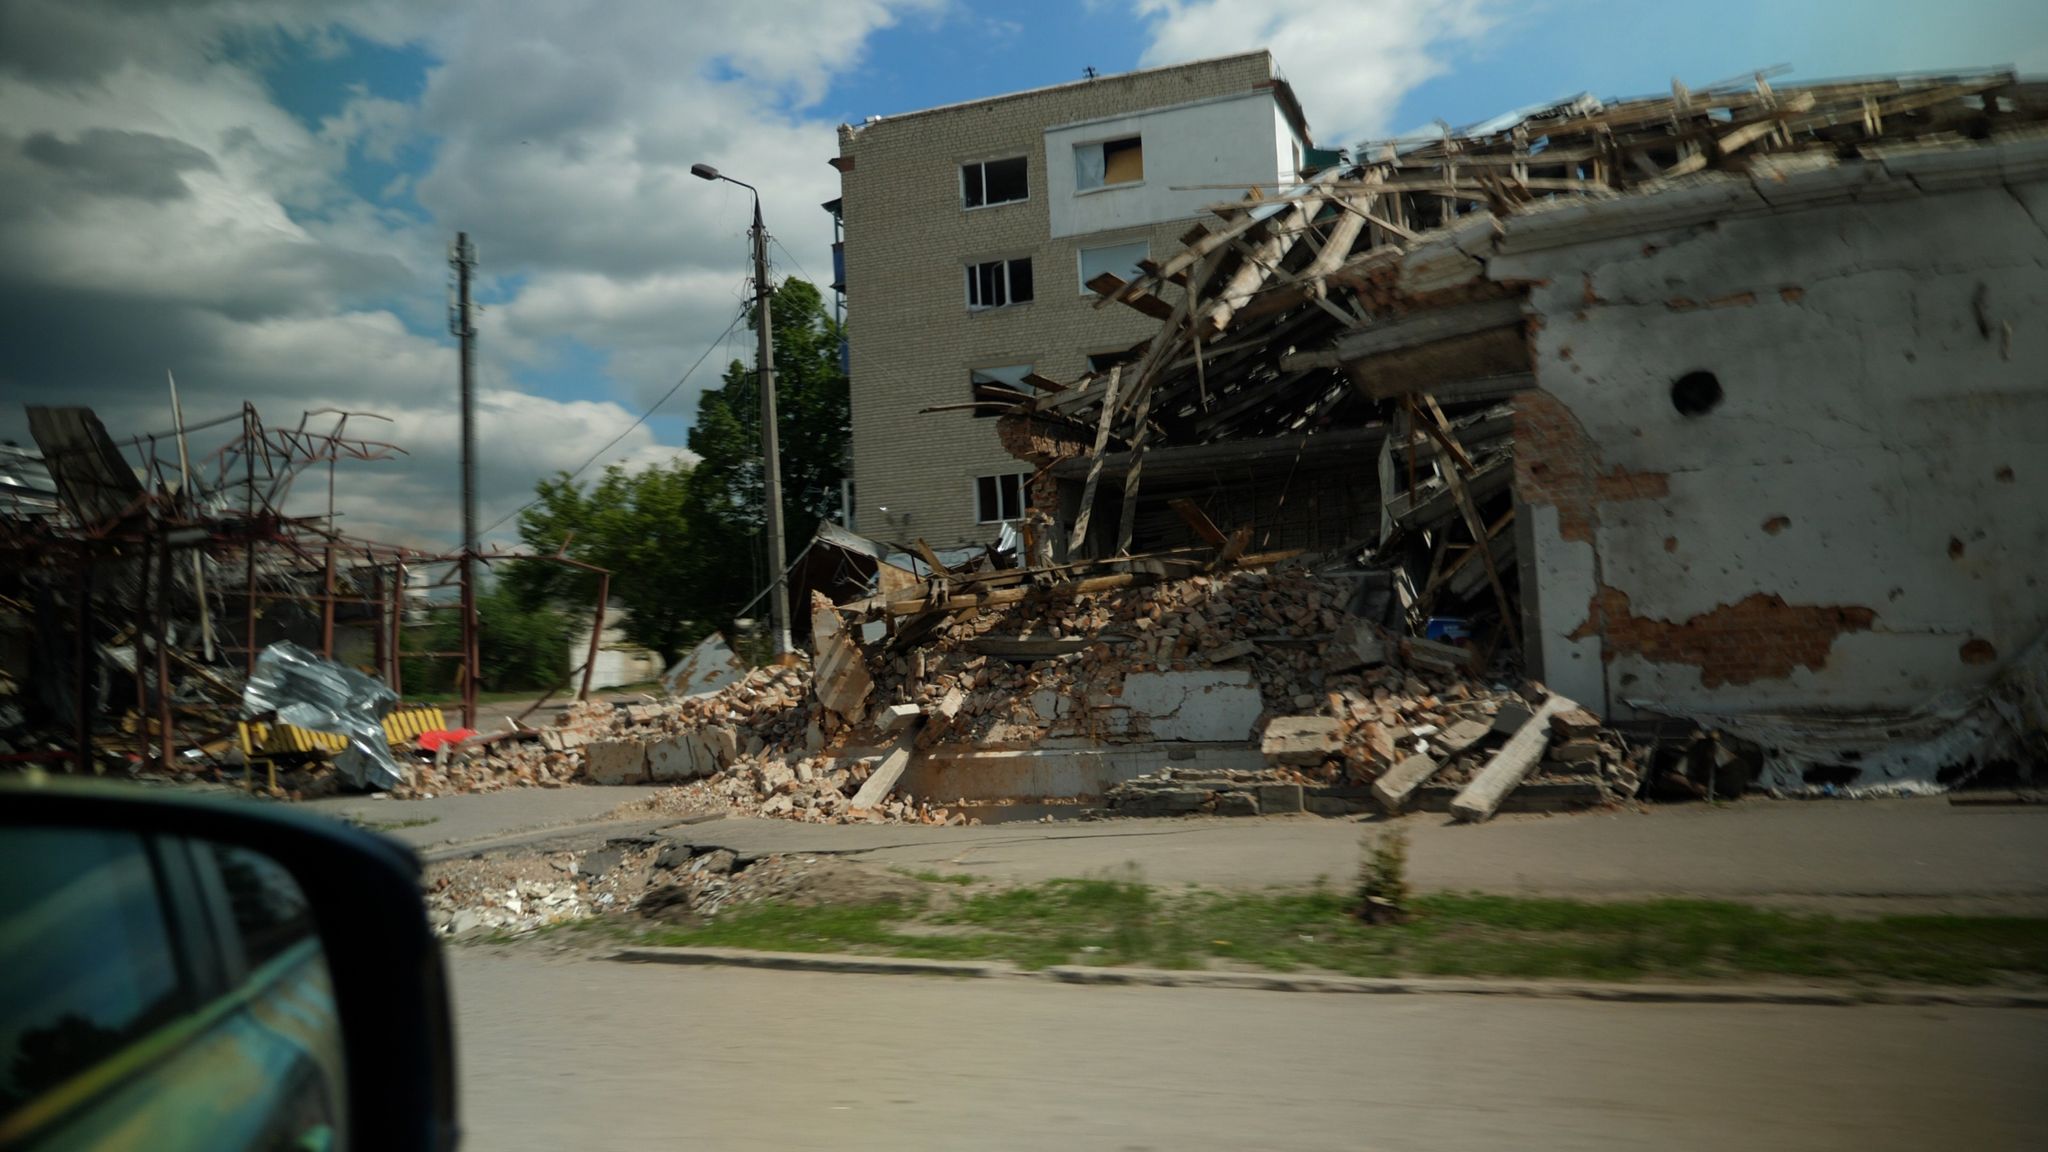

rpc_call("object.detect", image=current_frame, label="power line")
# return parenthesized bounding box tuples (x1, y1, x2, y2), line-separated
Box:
(478, 307, 747, 539)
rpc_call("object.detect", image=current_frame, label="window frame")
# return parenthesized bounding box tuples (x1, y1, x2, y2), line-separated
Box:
(960, 155, 1029, 211)
(973, 472, 1033, 524)
(1075, 134, 1144, 193)
(1076, 238, 1151, 296)
(965, 257, 1034, 311)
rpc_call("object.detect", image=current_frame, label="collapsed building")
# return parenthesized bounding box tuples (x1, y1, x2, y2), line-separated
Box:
(9, 71, 2044, 815)
(980, 70, 2048, 792)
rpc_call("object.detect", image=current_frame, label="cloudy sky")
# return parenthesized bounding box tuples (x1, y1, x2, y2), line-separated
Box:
(3, 0, 2041, 549)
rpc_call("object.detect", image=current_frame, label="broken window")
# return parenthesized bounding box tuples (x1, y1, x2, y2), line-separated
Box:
(1077, 240, 1149, 294)
(961, 157, 1028, 208)
(1076, 136, 1143, 190)
(966, 258, 1033, 310)
(970, 365, 1035, 417)
(975, 473, 1031, 523)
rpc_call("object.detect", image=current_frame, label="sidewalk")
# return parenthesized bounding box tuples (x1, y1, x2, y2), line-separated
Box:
(664, 798, 2048, 915)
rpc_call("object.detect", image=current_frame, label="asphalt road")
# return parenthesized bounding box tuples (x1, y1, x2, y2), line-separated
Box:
(450, 949, 2048, 1151)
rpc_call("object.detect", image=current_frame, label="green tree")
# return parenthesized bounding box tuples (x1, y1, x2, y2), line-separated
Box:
(504, 459, 700, 664)
(687, 277, 850, 560)
(402, 587, 571, 695)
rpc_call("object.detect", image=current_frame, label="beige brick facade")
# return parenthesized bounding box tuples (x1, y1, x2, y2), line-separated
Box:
(837, 52, 1287, 547)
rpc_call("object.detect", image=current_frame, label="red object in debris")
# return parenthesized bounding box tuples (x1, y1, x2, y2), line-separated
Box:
(416, 728, 477, 751)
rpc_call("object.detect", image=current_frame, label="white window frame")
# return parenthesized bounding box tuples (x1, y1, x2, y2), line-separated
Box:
(1076, 239, 1150, 296)
(965, 257, 1033, 311)
(960, 156, 1029, 211)
(974, 472, 1032, 524)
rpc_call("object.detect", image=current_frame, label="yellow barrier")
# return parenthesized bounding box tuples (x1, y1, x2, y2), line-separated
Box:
(238, 705, 450, 786)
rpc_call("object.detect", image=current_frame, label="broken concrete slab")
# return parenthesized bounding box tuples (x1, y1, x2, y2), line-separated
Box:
(1255, 782, 1305, 814)
(850, 727, 919, 810)
(647, 733, 712, 782)
(1119, 669, 1263, 742)
(1327, 618, 1388, 672)
(1261, 716, 1343, 766)
(1550, 707, 1604, 741)
(809, 592, 873, 719)
(1214, 791, 1259, 816)
(584, 739, 649, 785)
(1372, 753, 1442, 815)
(880, 703, 922, 733)
(1403, 636, 1474, 675)
(1435, 718, 1493, 757)
(662, 631, 749, 698)
(1451, 694, 1578, 823)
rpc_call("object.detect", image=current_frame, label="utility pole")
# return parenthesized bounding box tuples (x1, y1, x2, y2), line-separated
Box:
(751, 200, 792, 657)
(451, 233, 480, 728)
(693, 162, 793, 658)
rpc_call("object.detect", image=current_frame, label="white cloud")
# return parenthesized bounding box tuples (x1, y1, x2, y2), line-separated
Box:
(1133, 0, 1501, 143)
(0, 0, 923, 552)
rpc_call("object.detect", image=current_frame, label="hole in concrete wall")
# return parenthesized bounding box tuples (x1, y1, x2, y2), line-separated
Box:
(1762, 516, 1791, 535)
(1995, 466, 2015, 483)
(1670, 371, 1723, 416)
(1949, 537, 1966, 560)
(1960, 638, 1998, 664)
(1802, 763, 1861, 787)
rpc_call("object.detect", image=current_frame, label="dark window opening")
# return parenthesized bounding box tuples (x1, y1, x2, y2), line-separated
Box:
(1670, 370, 1723, 416)
(962, 157, 1028, 208)
(967, 258, 1033, 310)
(975, 473, 1031, 523)
(1077, 136, 1144, 190)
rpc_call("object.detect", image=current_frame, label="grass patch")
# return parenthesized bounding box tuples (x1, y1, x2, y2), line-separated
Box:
(615, 875, 2048, 988)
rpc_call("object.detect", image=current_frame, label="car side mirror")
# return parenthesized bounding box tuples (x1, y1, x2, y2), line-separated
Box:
(1, 780, 457, 1151)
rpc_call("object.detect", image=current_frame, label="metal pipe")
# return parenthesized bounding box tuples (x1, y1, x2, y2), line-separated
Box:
(390, 561, 405, 698)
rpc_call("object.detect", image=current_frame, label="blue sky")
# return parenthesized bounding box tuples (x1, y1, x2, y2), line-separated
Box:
(2, 0, 2042, 546)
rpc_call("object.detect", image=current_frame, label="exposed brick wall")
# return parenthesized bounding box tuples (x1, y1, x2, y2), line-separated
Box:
(838, 52, 1283, 547)
(1512, 388, 1598, 543)
(1570, 586, 1876, 689)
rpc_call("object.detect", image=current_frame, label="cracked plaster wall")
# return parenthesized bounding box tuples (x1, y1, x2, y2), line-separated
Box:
(1504, 177, 2048, 719)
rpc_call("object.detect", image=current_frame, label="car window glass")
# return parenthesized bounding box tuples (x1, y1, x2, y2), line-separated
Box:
(208, 844, 315, 970)
(0, 827, 186, 1118)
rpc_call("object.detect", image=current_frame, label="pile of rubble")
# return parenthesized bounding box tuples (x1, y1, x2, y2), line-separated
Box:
(424, 838, 918, 937)
(1108, 683, 1639, 818)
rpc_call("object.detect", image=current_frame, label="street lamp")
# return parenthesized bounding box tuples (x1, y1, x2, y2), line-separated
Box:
(693, 162, 792, 658)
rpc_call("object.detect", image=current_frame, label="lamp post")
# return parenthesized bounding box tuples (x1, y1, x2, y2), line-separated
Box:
(692, 163, 792, 657)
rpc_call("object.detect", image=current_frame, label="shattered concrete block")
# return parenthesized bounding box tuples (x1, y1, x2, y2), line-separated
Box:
(584, 740, 648, 785)
(1215, 791, 1259, 816)
(1549, 707, 1604, 741)
(1260, 716, 1343, 766)
(1549, 739, 1603, 765)
(1120, 670, 1263, 742)
(881, 703, 922, 733)
(1255, 782, 1305, 814)
(646, 735, 710, 782)
(1327, 618, 1387, 672)
(1490, 700, 1535, 736)
(1403, 636, 1472, 675)
(937, 686, 966, 720)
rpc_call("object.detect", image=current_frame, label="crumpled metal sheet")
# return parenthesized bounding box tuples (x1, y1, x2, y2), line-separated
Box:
(242, 641, 403, 790)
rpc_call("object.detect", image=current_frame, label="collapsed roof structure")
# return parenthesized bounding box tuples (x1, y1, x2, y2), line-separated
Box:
(981, 70, 2048, 790)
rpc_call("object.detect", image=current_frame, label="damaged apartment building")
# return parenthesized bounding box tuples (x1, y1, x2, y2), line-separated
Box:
(834, 49, 1316, 547)
(961, 70, 2048, 790)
